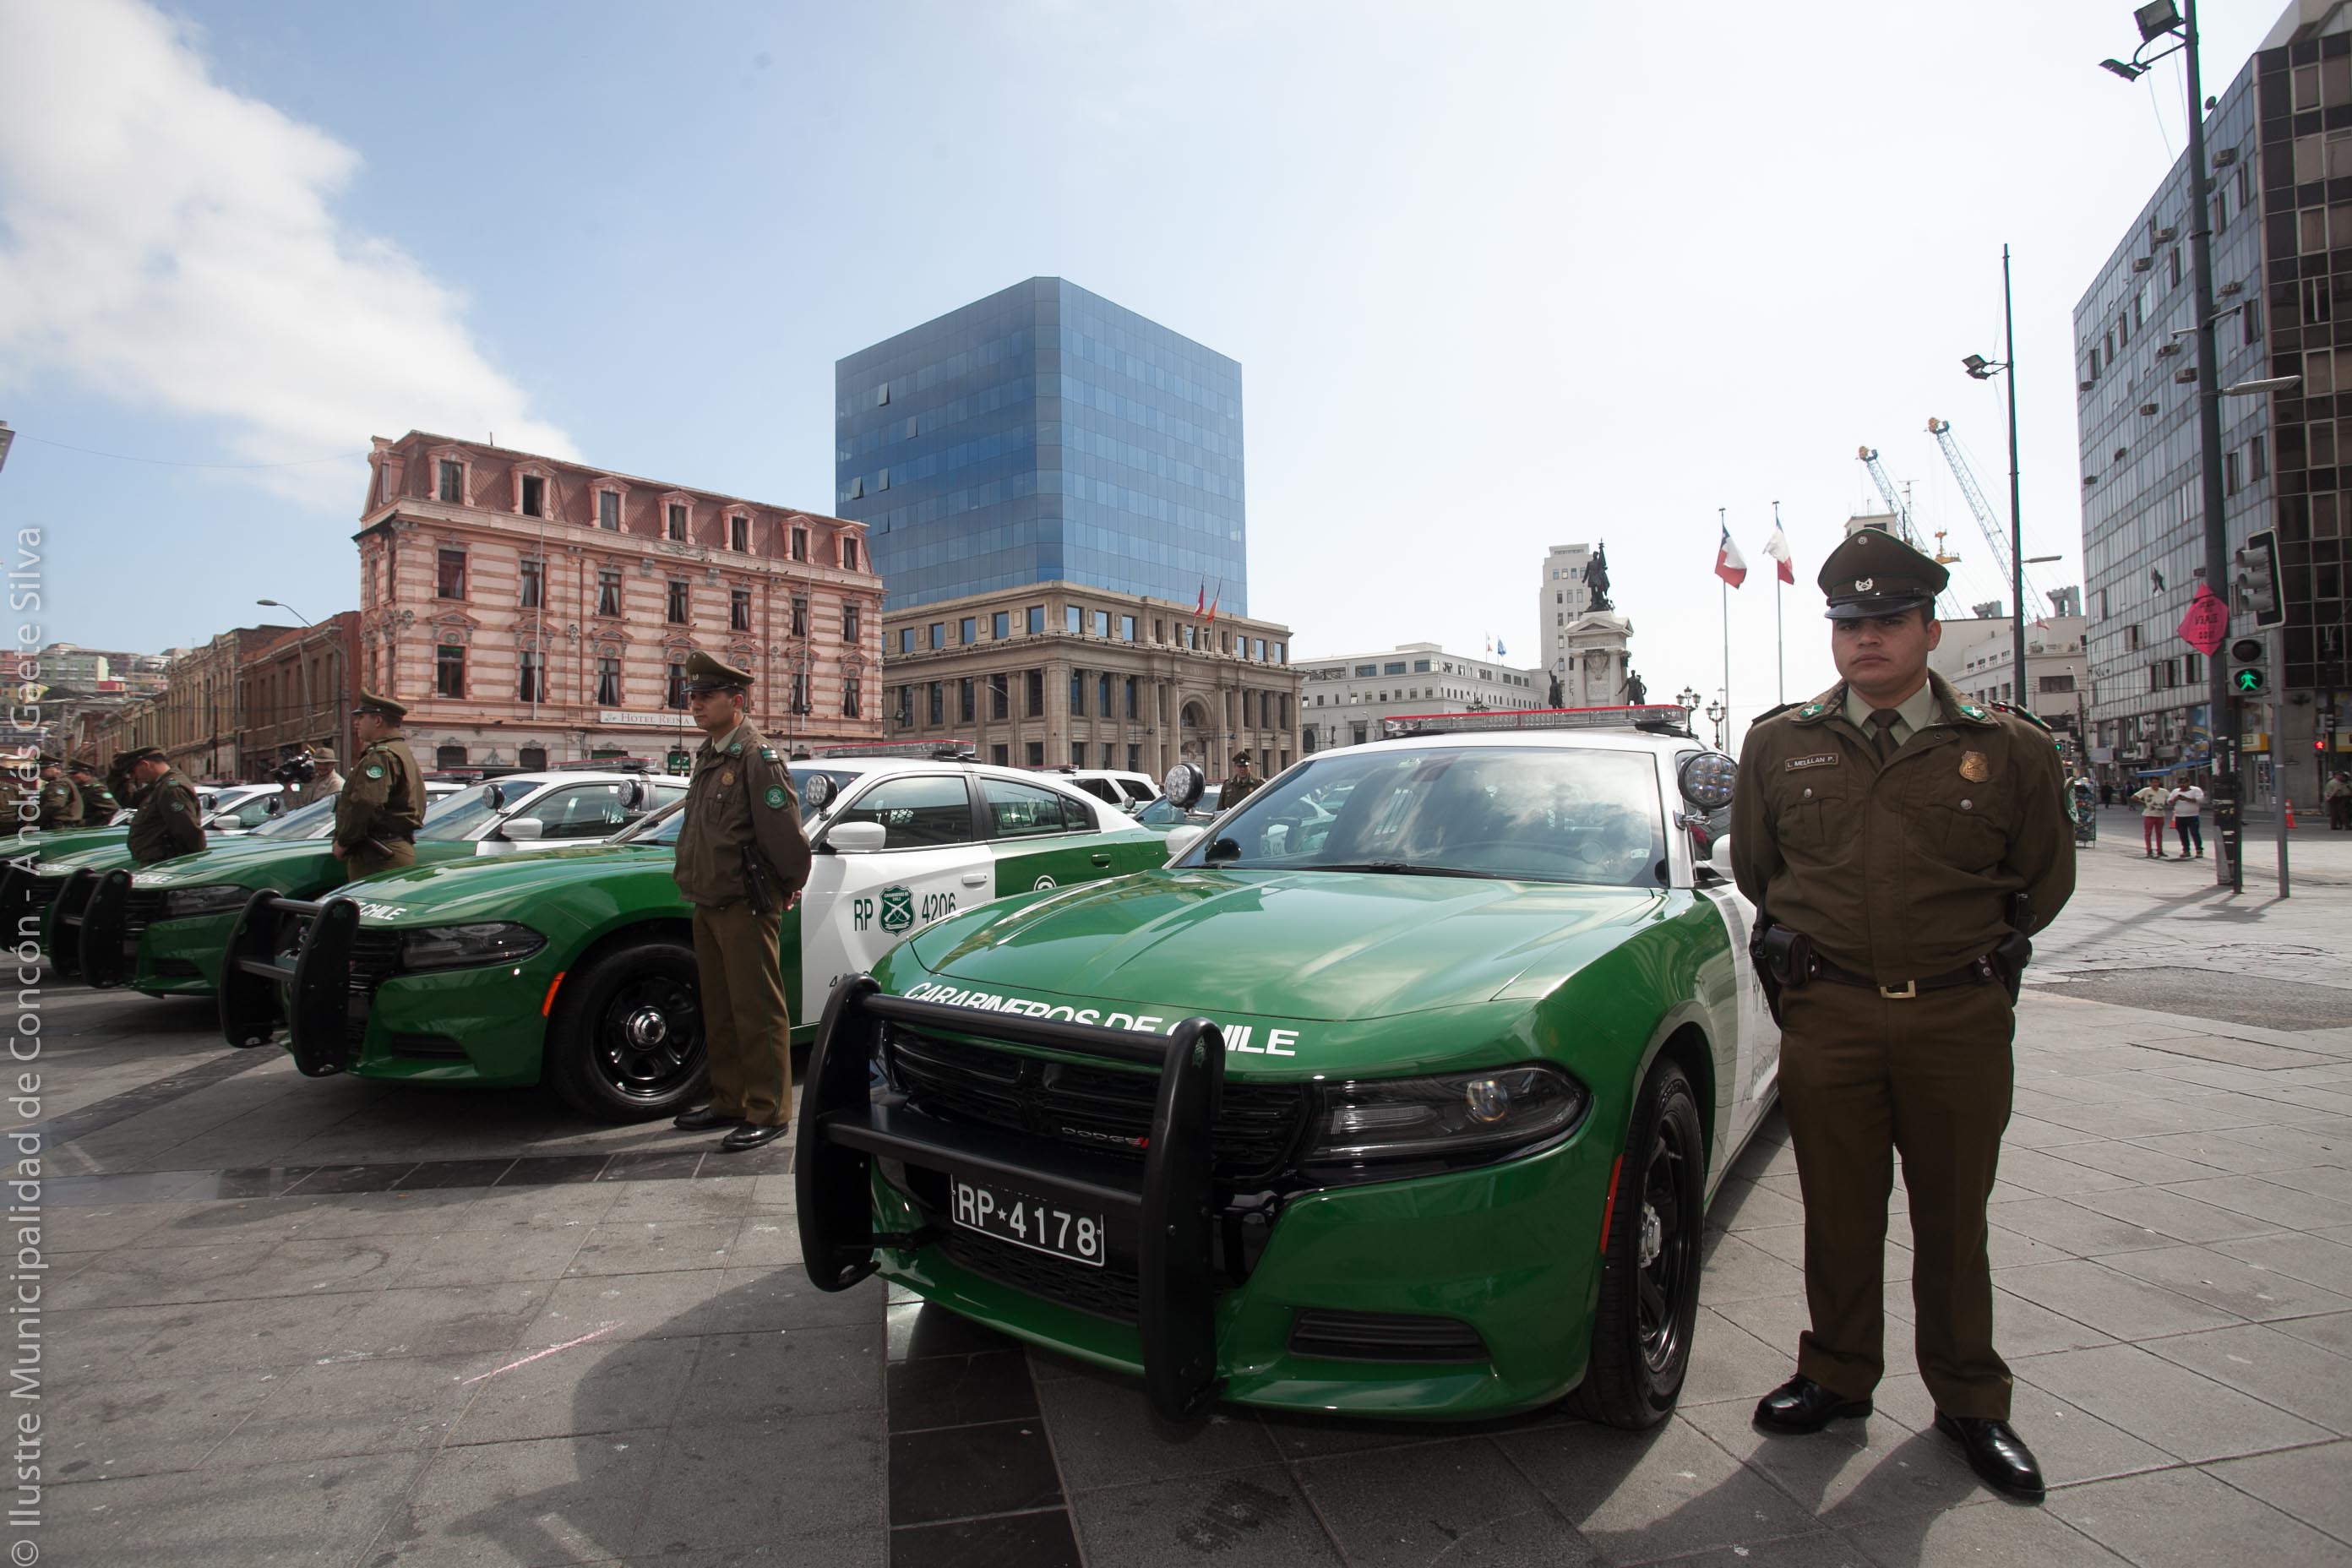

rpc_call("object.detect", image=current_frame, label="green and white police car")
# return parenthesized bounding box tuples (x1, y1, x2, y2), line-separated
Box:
(796, 706, 1775, 1425)
(220, 757, 1170, 1120)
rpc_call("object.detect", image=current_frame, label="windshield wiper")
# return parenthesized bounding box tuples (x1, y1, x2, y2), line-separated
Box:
(1306, 861, 1509, 879)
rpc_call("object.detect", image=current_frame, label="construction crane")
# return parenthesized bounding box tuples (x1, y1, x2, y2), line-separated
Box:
(1857, 445, 1968, 618)
(1927, 416, 2053, 618)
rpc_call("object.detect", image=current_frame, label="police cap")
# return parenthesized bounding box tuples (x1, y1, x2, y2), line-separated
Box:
(352, 690, 408, 723)
(125, 746, 168, 766)
(1818, 526, 1948, 621)
(682, 650, 754, 694)
(1232, 749, 1252, 767)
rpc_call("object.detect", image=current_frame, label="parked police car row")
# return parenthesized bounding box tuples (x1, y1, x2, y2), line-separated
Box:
(24, 712, 1770, 1429)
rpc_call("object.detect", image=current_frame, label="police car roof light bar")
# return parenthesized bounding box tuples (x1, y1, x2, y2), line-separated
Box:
(1380, 705, 1696, 741)
(817, 740, 978, 761)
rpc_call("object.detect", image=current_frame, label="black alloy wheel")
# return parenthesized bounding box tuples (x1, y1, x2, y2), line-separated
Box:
(594, 973, 702, 1102)
(1635, 1105, 1695, 1375)
(1572, 1056, 1707, 1429)
(548, 939, 709, 1121)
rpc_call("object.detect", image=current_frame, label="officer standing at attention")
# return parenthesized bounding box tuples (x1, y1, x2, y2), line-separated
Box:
(35, 761, 83, 830)
(1222, 749, 1263, 810)
(669, 651, 813, 1152)
(1729, 529, 2074, 1502)
(334, 693, 427, 876)
(122, 747, 206, 863)
(68, 761, 119, 820)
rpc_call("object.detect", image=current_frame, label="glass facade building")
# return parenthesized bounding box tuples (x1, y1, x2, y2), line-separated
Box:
(836, 278, 1247, 614)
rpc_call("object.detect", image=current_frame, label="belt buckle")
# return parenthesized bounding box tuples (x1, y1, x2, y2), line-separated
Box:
(1878, 979, 1918, 1000)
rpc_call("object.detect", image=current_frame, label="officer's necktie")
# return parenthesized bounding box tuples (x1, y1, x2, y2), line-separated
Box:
(1868, 709, 1902, 761)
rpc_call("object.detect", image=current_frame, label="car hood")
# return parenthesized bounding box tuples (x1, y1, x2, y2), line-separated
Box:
(906, 868, 1669, 1022)
(325, 842, 675, 924)
(128, 835, 344, 888)
(26, 836, 147, 874)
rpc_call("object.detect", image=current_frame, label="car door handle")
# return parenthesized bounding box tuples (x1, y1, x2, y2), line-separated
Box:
(961, 872, 989, 886)
(1090, 854, 1112, 867)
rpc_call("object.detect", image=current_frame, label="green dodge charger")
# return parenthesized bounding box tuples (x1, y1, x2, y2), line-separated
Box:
(796, 708, 1775, 1425)
(221, 758, 1169, 1120)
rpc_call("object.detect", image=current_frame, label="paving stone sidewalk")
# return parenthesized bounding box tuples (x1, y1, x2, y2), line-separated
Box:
(30, 841, 2352, 1566)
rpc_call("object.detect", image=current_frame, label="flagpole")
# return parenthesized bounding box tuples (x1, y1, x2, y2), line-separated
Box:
(1772, 499, 1784, 705)
(1719, 507, 1730, 749)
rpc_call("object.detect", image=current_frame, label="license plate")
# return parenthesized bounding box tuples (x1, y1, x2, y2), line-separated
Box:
(950, 1179, 1106, 1268)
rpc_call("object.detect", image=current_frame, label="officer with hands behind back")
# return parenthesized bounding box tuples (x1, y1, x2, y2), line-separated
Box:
(1729, 529, 2074, 1502)
(122, 747, 206, 864)
(334, 693, 427, 877)
(667, 651, 813, 1152)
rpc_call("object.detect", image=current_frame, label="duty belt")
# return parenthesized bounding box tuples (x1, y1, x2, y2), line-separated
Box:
(1811, 955, 1998, 1000)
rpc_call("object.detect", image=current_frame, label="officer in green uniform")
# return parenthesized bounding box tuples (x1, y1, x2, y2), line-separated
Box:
(122, 747, 206, 864)
(34, 761, 82, 830)
(67, 761, 118, 819)
(334, 692, 427, 877)
(1222, 749, 1263, 810)
(669, 651, 813, 1152)
(1730, 529, 2074, 1501)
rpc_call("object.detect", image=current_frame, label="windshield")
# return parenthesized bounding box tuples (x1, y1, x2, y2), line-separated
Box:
(250, 796, 340, 840)
(414, 781, 502, 841)
(1173, 744, 1668, 887)
(612, 767, 852, 847)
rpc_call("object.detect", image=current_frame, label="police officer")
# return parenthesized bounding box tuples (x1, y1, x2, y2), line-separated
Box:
(334, 693, 427, 876)
(1222, 749, 1263, 810)
(68, 761, 119, 820)
(669, 651, 813, 1152)
(1729, 529, 2074, 1502)
(34, 761, 82, 830)
(122, 747, 206, 864)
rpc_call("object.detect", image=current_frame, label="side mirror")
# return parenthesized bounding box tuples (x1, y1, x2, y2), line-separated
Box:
(1163, 825, 1207, 859)
(827, 819, 888, 853)
(502, 818, 546, 841)
(1162, 761, 1206, 810)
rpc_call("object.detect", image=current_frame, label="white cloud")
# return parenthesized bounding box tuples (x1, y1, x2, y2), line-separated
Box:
(0, 0, 570, 504)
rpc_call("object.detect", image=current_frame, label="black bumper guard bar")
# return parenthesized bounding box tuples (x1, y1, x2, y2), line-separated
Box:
(49, 869, 101, 981)
(796, 974, 1228, 1422)
(78, 871, 137, 988)
(218, 890, 362, 1076)
(0, 866, 30, 940)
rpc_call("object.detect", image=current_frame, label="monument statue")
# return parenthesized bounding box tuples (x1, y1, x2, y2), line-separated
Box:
(1546, 672, 1564, 708)
(1582, 542, 1613, 613)
(1624, 668, 1647, 706)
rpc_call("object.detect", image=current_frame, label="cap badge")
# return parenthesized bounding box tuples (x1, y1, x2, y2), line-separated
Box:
(1854, 577, 1875, 592)
(1959, 750, 1990, 782)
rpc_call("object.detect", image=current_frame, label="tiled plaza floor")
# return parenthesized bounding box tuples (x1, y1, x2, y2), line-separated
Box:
(30, 837, 2352, 1566)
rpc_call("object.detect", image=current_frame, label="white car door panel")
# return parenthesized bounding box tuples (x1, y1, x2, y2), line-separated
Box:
(800, 773, 992, 998)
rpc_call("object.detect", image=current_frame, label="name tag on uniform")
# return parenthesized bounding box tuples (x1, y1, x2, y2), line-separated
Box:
(1784, 754, 1840, 770)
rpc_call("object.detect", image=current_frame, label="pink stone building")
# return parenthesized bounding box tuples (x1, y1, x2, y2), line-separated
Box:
(358, 434, 883, 769)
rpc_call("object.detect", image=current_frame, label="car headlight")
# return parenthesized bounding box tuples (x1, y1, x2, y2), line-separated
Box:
(1304, 1064, 1588, 1165)
(159, 885, 252, 919)
(399, 922, 547, 972)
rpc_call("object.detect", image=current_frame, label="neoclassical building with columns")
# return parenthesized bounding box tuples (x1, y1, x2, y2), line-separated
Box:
(357, 433, 882, 769)
(880, 583, 1302, 779)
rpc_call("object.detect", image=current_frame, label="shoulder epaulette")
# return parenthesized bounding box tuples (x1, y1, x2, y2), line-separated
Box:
(1989, 701, 2052, 733)
(1753, 702, 1798, 724)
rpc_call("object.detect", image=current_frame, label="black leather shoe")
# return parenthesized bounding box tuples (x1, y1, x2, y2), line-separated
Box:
(1935, 1411, 2045, 1502)
(672, 1105, 732, 1131)
(1753, 1375, 1872, 1433)
(720, 1122, 787, 1152)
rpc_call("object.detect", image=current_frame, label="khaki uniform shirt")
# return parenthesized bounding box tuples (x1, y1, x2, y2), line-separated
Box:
(75, 782, 119, 819)
(1222, 771, 1263, 810)
(1729, 672, 2076, 985)
(673, 720, 813, 908)
(335, 732, 426, 855)
(126, 770, 206, 864)
(35, 778, 82, 830)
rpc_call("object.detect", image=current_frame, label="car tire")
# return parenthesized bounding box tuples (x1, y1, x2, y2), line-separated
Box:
(1572, 1055, 1705, 1429)
(547, 939, 710, 1122)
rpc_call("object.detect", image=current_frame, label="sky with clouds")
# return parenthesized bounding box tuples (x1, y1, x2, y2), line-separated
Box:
(0, 0, 2284, 738)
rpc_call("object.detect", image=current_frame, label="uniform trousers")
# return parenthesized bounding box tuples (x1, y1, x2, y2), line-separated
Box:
(1778, 973, 2016, 1420)
(691, 901, 792, 1127)
(344, 840, 416, 879)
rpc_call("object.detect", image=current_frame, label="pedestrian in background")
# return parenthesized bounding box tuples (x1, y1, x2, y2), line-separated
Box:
(2132, 779, 2170, 858)
(2170, 775, 2208, 859)
(2326, 770, 2350, 830)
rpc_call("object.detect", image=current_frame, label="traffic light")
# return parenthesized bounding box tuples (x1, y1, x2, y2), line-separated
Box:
(2228, 634, 2270, 698)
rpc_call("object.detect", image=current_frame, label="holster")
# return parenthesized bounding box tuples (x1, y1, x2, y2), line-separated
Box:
(740, 845, 775, 917)
(1991, 891, 2034, 1004)
(1748, 917, 1815, 1026)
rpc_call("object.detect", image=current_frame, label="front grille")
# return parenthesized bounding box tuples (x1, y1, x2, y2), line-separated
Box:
(122, 890, 165, 942)
(391, 1033, 467, 1060)
(346, 930, 406, 1052)
(887, 1026, 1309, 1181)
(1288, 1309, 1489, 1364)
(937, 1225, 1142, 1322)
(152, 958, 201, 978)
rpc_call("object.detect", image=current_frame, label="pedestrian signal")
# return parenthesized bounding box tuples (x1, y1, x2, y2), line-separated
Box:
(2232, 667, 2268, 694)
(2228, 634, 2270, 700)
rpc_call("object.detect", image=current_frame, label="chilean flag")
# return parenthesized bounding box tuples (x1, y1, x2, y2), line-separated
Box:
(1761, 522, 1794, 585)
(1715, 523, 1748, 588)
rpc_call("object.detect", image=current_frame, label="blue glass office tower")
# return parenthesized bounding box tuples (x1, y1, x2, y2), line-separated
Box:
(836, 278, 1247, 614)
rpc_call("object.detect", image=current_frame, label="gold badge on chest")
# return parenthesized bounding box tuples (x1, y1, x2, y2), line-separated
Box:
(720, 770, 736, 787)
(1958, 750, 1990, 782)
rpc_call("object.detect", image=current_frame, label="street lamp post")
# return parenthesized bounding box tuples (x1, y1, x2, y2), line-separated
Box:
(1962, 246, 2029, 708)
(1705, 696, 1728, 751)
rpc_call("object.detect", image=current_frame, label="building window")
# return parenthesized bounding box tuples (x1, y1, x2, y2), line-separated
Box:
(2246, 295, 2264, 345)
(2168, 247, 2181, 286)
(2251, 434, 2269, 482)
(843, 604, 860, 641)
(519, 745, 547, 770)
(520, 475, 546, 517)
(666, 662, 688, 710)
(793, 596, 810, 637)
(929, 622, 945, 651)
(1256, 639, 1268, 662)
(960, 617, 976, 645)
(959, 678, 974, 724)
(730, 514, 749, 552)
(792, 672, 811, 715)
(993, 744, 1010, 765)
(2225, 451, 2240, 494)
(989, 673, 1009, 720)
(519, 647, 545, 702)
(792, 527, 808, 562)
(435, 644, 465, 698)
(436, 744, 467, 769)
(1124, 676, 1138, 719)
(1097, 672, 1113, 717)
(1128, 744, 1141, 772)
(1026, 741, 1044, 767)
(1026, 606, 1044, 634)
(520, 558, 543, 609)
(843, 537, 860, 571)
(437, 549, 466, 600)
(667, 580, 690, 623)
(928, 682, 944, 726)
(2039, 674, 2076, 694)
(992, 611, 1009, 640)
(847, 476, 863, 501)
(667, 503, 687, 541)
(1026, 669, 1044, 716)
(1068, 670, 1085, 715)
(438, 460, 464, 504)
(1070, 742, 1086, 769)
(1121, 614, 1136, 642)
(730, 588, 752, 631)
(843, 678, 861, 719)
(598, 491, 621, 531)
(1279, 693, 1292, 727)
(1066, 606, 1083, 634)
(1093, 610, 1109, 638)
(596, 656, 622, 706)
(596, 568, 623, 618)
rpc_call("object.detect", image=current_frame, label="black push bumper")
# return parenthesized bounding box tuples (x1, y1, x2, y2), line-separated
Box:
(795, 975, 1228, 1422)
(218, 890, 363, 1076)
(49, 869, 103, 981)
(78, 871, 136, 988)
